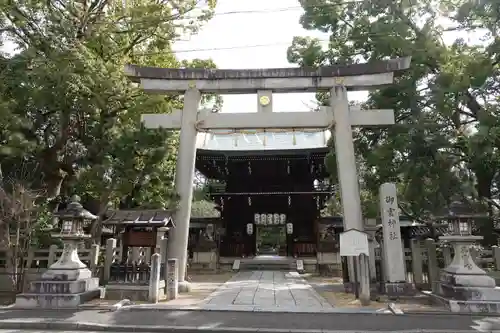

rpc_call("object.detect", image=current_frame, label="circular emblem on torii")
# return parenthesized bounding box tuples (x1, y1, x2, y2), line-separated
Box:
(259, 95, 271, 106)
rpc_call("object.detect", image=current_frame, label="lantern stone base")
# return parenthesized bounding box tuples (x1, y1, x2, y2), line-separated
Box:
(430, 293, 500, 314)
(15, 277, 100, 308)
(431, 268, 500, 313)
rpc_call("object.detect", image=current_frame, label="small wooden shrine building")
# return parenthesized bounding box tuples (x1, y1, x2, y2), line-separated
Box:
(102, 209, 175, 262)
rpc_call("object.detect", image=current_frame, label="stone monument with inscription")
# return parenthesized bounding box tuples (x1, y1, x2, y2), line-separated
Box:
(379, 183, 415, 296)
(166, 258, 179, 300)
(435, 201, 500, 313)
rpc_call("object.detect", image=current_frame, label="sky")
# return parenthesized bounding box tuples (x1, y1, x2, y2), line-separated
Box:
(173, 0, 368, 113)
(174, 0, 484, 115)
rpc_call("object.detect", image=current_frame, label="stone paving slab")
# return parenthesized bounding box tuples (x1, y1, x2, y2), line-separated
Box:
(201, 270, 332, 311)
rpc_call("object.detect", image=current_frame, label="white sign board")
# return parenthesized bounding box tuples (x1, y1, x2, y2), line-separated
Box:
(340, 229, 369, 257)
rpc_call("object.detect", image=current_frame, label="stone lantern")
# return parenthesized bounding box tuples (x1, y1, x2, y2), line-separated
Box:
(16, 195, 101, 308)
(437, 201, 500, 313)
(42, 195, 97, 280)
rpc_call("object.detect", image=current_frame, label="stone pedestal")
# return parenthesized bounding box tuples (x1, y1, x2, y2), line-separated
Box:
(16, 241, 100, 308)
(16, 278, 100, 308)
(434, 235, 500, 313)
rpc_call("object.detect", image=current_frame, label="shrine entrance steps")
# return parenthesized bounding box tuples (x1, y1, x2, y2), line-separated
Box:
(237, 255, 296, 272)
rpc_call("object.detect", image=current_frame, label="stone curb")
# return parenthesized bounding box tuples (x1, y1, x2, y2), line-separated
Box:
(1, 305, 114, 311)
(0, 322, 482, 333)
(121, 305, 393, 314)
(394, 310, 500, 317)
(1, 305, 392, 314)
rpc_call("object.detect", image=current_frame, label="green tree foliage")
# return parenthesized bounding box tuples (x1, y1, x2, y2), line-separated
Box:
(0, 0, 218, 242)
(288, 0, 500, 231)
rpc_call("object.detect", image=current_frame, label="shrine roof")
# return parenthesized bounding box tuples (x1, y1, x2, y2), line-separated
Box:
(195, 130, 330, 152)
(103, 209, 175, 228)
(433, 200, 487, 218)
(196, 146, 329, 158)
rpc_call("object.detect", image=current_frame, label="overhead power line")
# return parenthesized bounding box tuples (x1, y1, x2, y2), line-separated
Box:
(171, 41, 327, 54)
(167, 30, 414, 54)
(99, 1, 365, 26)
(193, 0, 364, 18)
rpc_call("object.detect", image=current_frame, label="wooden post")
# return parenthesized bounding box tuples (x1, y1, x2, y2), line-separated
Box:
(47, 244, 58, 267)
(425, 238, 439, 293)
(160, 238, 168, 264)
(359, 254, 371, 306)
(104, 238, 116, 283)
(131, 247, 141, 263)
(442, 246, 452, 266)
(148, 253, 161, 303)
(410, 239, 423, 286)
(493, 246, 500, 271)
(89, 244, 100, 274)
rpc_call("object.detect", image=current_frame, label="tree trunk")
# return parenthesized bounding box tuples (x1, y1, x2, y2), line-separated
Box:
(45, 174, 65, 200)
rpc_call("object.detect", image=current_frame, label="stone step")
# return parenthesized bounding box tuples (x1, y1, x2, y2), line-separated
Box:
(239, 263, 294, 271)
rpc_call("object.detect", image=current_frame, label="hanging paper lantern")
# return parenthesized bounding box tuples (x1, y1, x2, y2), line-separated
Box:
(267, 214, 273, 224)
(280, 214, 286, 224)
(246, 223, 253, 235)
(254, 213, 260, 224)
(260, 213, 267, 225)
(286, 223, 293, 235)
(273, 213, 280, 225)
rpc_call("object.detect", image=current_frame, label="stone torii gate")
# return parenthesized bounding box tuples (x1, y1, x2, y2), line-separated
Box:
(125, 57, 411, 291)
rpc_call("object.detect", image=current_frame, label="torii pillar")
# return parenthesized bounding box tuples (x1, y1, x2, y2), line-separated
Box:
(168, 87, 201, 292)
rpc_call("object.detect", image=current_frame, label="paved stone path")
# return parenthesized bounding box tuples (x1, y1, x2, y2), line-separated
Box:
(201, 270, 333, 312)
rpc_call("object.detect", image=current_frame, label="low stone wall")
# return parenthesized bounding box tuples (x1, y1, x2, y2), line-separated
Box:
(0, 269, 45, 292)
(316, 252, 342, 276)
(105, 280, 166, 302)
(190, 251, 217, 271)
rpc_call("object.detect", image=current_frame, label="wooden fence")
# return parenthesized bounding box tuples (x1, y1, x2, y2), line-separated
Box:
(1, 239, 500, 298)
